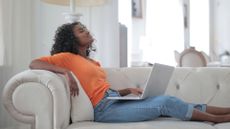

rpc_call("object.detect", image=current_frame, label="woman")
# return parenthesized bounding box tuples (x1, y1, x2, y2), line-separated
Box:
(30, 22, 230, 123)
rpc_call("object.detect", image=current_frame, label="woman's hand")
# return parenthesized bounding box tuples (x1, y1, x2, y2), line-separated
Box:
(64, 71, 79, 96)
(129, 88, 143, 96)
(118, 88, 143, 96)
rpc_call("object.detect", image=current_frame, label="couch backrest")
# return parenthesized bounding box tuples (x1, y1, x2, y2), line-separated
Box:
(166, 67, 230, 107)
(104, 67, 151, 90)
(104, 67, 230, 107)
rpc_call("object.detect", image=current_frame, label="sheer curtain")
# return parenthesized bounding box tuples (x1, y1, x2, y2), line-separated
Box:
(141, 0, 184, 66)
(0, 1, 5, 65)
(0, 0, 32, 69)
(0, 0, 33, 128)
(0, 0, 13, 66)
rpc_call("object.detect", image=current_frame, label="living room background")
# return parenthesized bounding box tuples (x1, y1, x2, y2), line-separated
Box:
(1, 0, 230, 128)
(119, 0, 210, 66)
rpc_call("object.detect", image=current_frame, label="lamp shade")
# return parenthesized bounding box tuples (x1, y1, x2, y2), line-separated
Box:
(41, 0, 107, 7)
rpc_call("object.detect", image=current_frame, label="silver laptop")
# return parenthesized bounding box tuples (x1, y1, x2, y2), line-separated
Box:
(107, 63, 175, 100)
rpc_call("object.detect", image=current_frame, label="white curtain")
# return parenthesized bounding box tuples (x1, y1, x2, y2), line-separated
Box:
(0, 0, 33, 128)
(0, 1, 5, 65)
(0, 0, 13, 66)
(0, 0, 33, 68)
(76, 0, 119, 67)
(94, 0, 119, 67)
(141, 0, 184, 66)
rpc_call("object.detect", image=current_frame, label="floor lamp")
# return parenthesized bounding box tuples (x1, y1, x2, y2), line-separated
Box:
(41, 0, 107, 23)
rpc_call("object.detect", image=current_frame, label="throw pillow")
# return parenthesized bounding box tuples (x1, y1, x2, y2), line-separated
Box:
(70, 73, 94, 122)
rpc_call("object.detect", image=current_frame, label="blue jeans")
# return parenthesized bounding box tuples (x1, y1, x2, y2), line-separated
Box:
(94, 89, 206, 122)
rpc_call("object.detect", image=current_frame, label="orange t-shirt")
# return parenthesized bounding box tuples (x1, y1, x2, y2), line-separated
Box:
(39, 52, 110, 107)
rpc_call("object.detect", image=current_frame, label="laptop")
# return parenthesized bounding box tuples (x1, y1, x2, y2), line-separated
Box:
(107, 63, 175, 100)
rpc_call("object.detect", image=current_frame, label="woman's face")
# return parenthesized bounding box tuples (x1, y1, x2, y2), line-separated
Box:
(73, 24, 94, 49)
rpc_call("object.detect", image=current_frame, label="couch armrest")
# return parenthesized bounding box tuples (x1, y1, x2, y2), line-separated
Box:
(2, 70, 71, 129)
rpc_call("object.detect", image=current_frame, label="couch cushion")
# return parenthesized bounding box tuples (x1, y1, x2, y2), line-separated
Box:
(214, 123, 230, 129)
(71, 73, 94, 122)
(67, 118, 216, 129)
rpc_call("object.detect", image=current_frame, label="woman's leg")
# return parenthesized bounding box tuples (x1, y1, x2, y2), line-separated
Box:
(94, 97, 162, 122)
(95, 91, 230, 123)
(191, 109, 230, 123)
(95, 95, 202, 122)
(206, 106, 230, 115)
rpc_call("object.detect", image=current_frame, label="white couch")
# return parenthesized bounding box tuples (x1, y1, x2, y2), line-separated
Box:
(2, 67, 230, 129)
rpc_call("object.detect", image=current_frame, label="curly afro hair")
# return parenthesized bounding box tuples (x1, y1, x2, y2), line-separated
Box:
(50, 22, 93, 56)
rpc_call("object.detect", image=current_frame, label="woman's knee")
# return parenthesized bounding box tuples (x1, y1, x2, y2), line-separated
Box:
(154, 95, 179, 106)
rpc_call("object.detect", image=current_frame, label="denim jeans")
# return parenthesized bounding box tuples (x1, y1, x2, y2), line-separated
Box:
(94, 89, 206, 122)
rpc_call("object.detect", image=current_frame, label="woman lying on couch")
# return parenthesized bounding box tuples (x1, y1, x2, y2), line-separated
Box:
(30, 22, 230, 123)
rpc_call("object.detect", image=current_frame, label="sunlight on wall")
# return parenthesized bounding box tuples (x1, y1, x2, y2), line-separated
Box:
(143, 0, 184, 66)
(190, 0, 209, 54)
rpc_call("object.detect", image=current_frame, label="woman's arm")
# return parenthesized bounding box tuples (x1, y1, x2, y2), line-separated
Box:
(118, 88, 143, 96)
(29, 59, 79, 96)
(29, 59, 68, 74)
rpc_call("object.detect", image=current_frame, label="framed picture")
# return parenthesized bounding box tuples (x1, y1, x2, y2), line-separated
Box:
(132, 0, 142, 18)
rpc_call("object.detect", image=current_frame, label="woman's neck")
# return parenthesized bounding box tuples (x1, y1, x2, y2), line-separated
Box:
(79, 48, 88, 58)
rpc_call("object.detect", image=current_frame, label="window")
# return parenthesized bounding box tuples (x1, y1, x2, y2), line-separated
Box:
(190, 0, 210, 54)
(143, 0, 184, 66)
(143, 0, 210, 65)
(118, 0, 210, 66)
